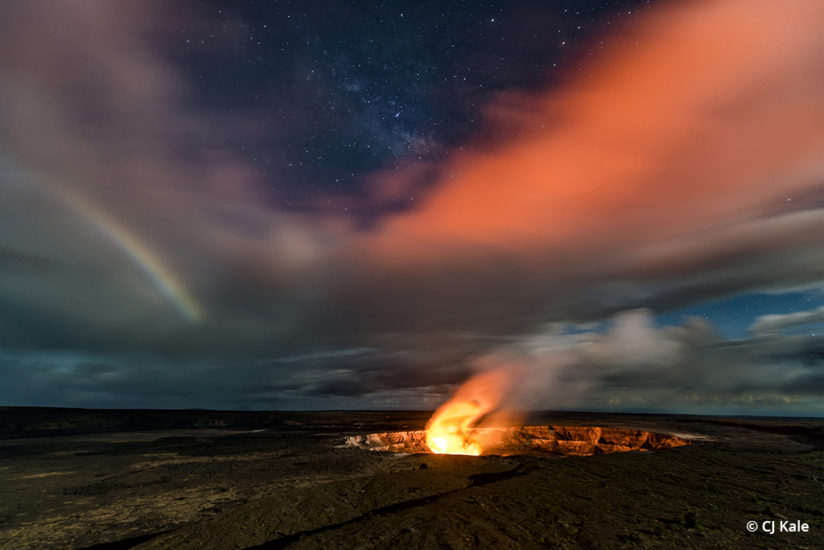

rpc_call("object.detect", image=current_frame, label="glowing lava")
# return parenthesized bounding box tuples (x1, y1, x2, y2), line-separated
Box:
(425, 369, 511, 455)
(425, 400, 483, 455)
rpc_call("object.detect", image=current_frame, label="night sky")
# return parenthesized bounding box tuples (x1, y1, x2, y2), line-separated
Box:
(2, 0, 824, 415)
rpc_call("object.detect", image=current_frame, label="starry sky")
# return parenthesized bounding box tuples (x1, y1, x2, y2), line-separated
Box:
(2, 0, 824, 415)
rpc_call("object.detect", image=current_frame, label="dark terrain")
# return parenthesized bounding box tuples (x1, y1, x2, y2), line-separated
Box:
(0, 407, 822, 549)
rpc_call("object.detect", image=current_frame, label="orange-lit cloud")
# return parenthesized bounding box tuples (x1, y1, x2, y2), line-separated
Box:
(365, 0, 824, 289)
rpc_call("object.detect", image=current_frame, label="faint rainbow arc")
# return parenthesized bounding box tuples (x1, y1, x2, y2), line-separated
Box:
(60, 189, 205, 324)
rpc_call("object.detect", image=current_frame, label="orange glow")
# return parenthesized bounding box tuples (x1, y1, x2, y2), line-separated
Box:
(425, 369, 511, 455)
(364, 0, 824, 273)
(425, 400, 483, 455)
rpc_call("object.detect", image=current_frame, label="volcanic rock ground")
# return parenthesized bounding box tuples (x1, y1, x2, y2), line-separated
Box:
(0, 408, 822, 549)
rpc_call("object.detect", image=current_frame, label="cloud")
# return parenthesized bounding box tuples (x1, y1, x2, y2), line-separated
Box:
(3, 1, 824, 411)
(456, 309, 824, 416)
(0, 1, 350, 353)
(0, 345, 469, 410)
(750, 306, 824, 336)
(6, 309, 823, 415)
(338, 2, 824, 333)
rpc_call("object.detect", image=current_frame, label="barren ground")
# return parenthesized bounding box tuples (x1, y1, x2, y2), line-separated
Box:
(0, 408, 822, 549)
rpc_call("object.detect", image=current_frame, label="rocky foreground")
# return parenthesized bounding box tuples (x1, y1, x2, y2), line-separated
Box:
(0, 409, 822, 549)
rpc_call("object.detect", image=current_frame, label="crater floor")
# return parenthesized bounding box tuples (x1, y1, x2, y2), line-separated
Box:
(0, 408, 822, 549)
(347, 425, 692, 455)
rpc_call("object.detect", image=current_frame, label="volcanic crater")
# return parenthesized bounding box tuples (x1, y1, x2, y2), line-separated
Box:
(346, 425, 692, 456)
